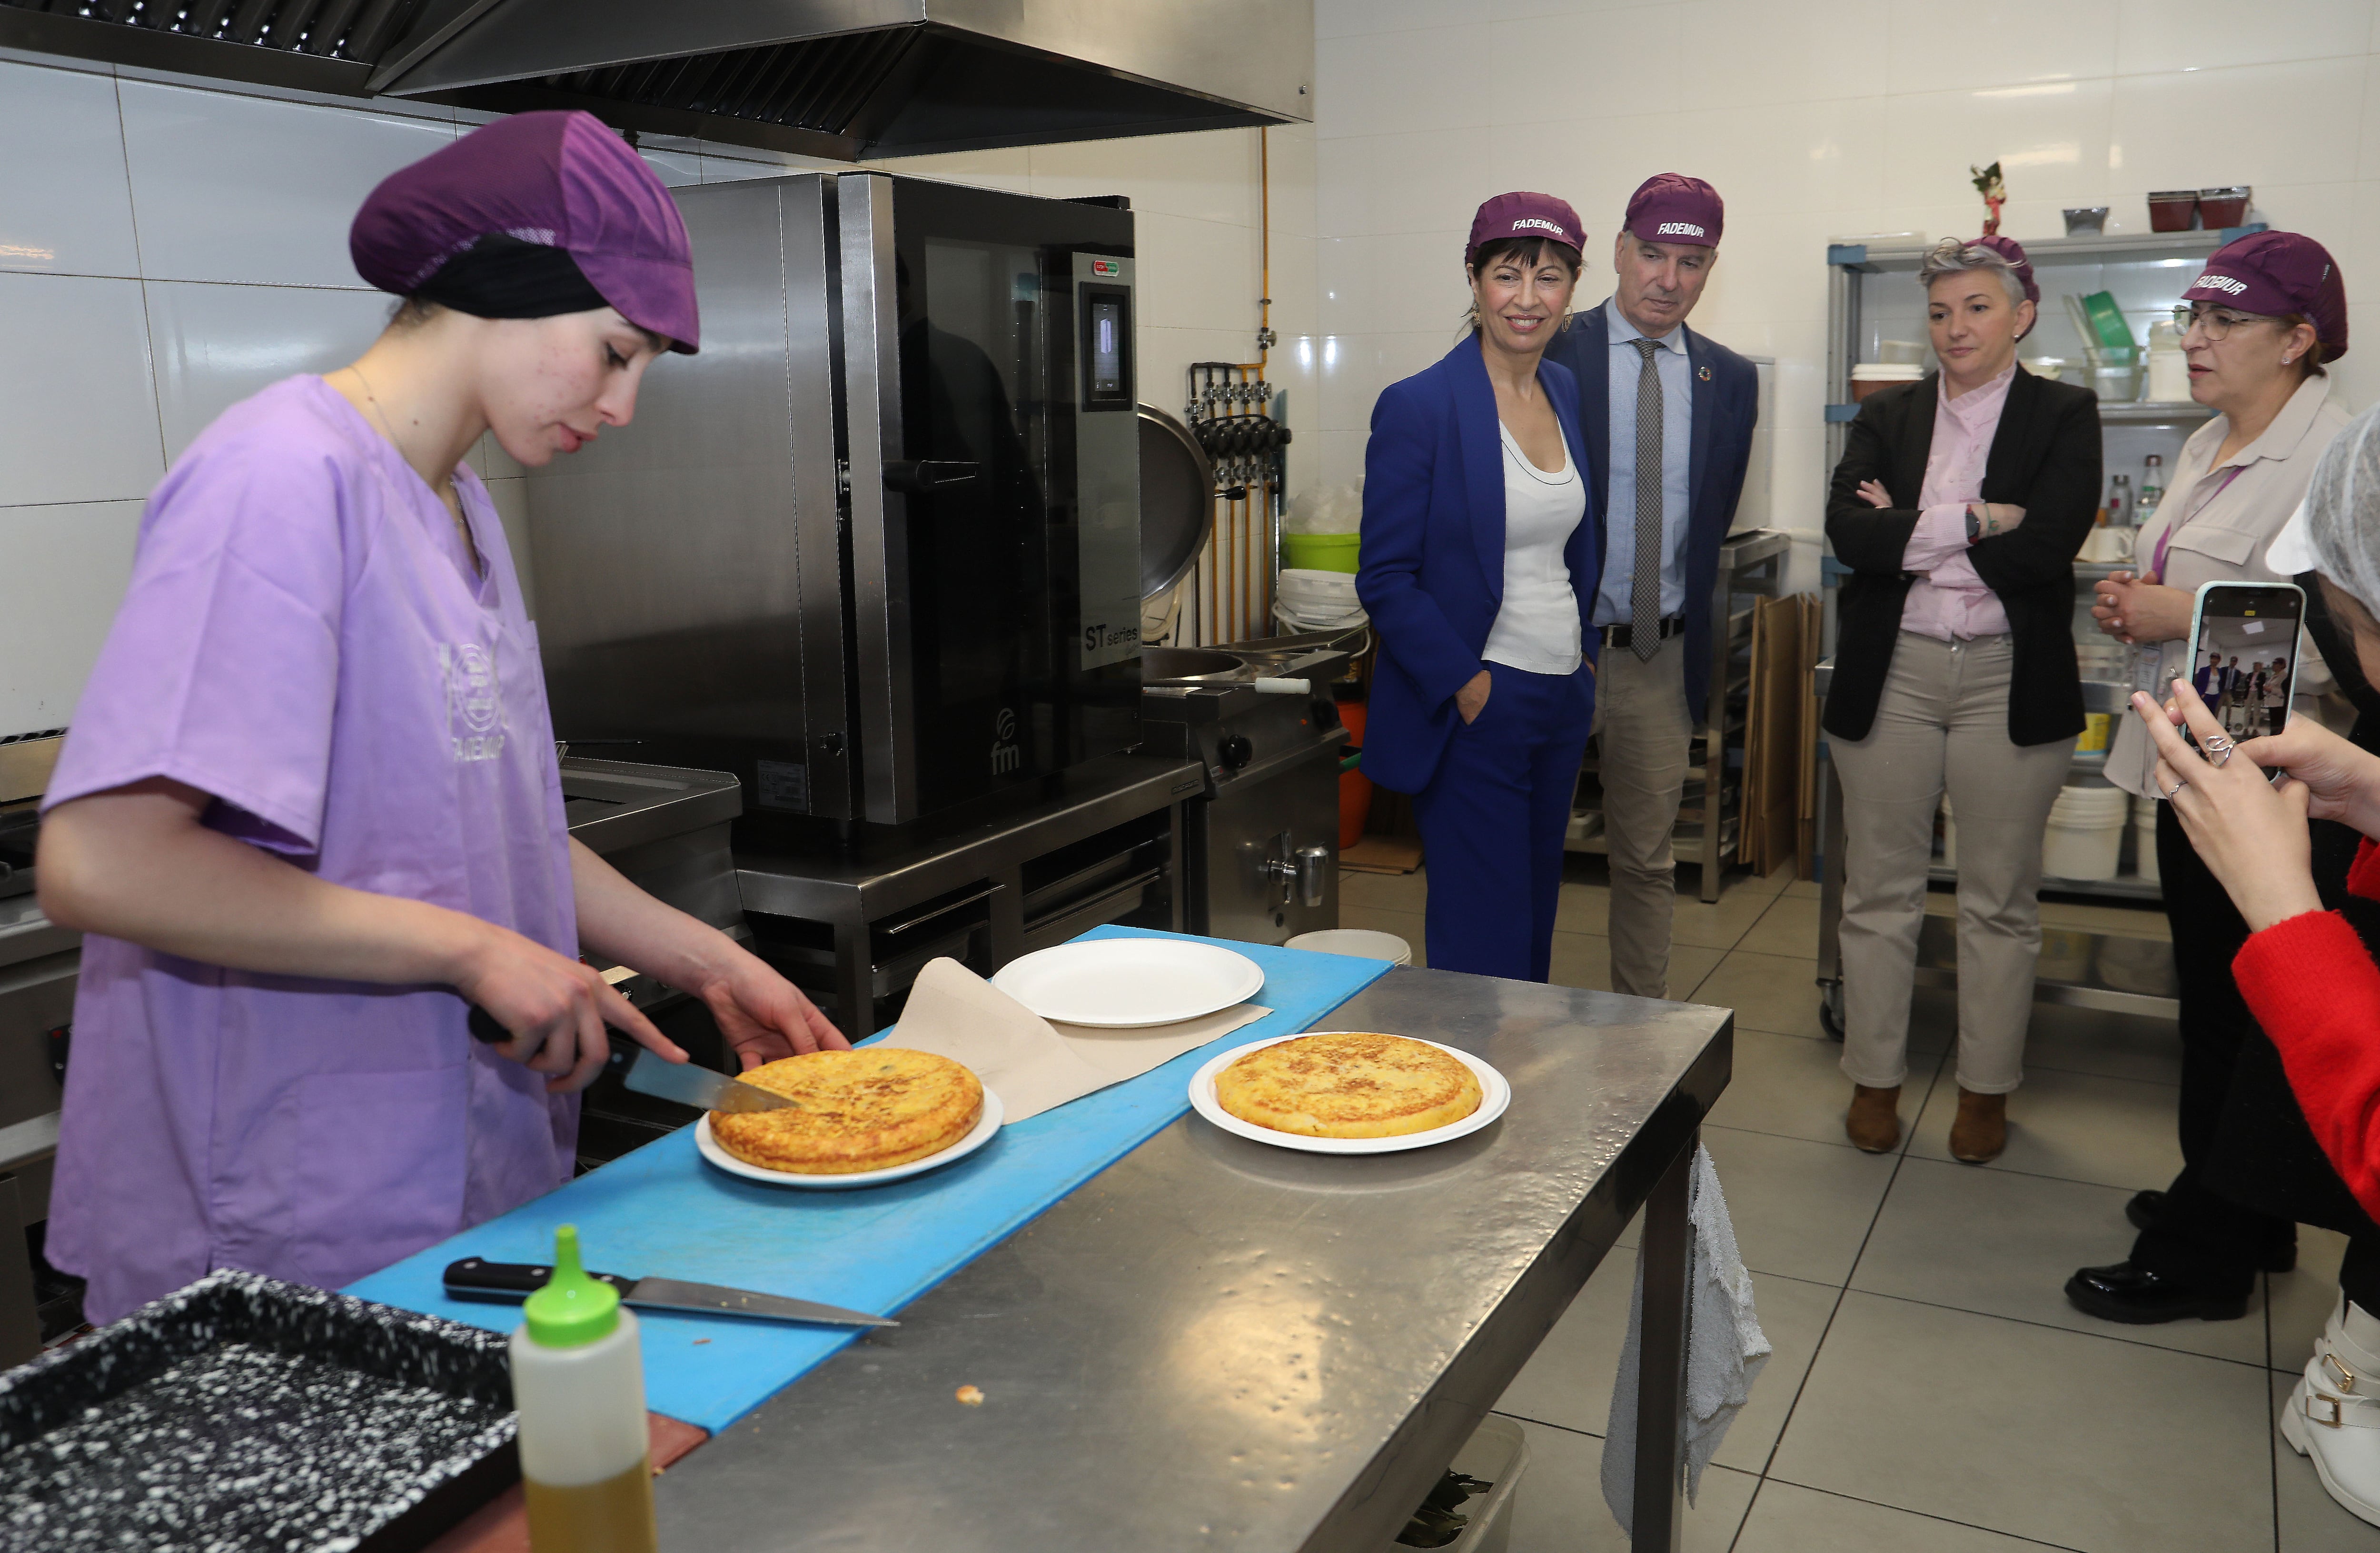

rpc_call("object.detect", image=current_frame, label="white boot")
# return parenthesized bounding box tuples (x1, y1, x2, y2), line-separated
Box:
(2281, 1296, 2380, 1526)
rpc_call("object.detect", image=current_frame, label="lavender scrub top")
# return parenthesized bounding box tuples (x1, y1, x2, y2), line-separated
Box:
(41, 375, 578, 1324)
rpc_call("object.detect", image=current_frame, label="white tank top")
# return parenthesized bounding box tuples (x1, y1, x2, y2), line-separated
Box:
(1481, 422, 1585, 676)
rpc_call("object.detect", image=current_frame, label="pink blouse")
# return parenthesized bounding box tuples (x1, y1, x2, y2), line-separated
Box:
(1897, 364, 2015, 641)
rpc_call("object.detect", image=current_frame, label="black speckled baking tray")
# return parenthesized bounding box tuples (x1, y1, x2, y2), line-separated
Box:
(0, 1269, 518, 1553)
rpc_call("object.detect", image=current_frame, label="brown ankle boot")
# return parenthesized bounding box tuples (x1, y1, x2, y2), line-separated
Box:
(1845, 1084, 1902, 1152)
(1949, 1087, 2007, 1163)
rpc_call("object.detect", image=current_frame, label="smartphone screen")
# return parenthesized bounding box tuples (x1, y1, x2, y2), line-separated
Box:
(2184, 582, 2306, 746)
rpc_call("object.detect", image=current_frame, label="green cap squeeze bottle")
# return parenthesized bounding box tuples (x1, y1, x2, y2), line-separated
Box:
(509, 1227, 657, 1553)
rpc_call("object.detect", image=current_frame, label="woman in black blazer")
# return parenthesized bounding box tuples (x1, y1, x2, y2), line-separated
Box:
(1825, 235, 2099, 1164)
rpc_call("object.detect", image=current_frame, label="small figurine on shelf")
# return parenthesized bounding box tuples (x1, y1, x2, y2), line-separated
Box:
(1970, 160, 2006, 236)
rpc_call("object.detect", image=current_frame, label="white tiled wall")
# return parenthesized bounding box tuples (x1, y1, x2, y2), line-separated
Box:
(0, 50, 1297, 738)
(1308, 0, 2380, 597)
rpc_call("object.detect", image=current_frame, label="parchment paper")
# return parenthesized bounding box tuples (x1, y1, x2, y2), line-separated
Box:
(880, 957, 1269, 1122)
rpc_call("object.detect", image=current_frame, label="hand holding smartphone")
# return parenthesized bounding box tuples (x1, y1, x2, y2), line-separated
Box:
(2180, 581, 2307, 752)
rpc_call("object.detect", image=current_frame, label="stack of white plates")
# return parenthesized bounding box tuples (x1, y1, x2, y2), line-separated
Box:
(1851, 363, 1925, 386)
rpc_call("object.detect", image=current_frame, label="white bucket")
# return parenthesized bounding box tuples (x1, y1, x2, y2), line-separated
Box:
(2132, 795, 2160, 885)
(2043, 783, 2130, 880)
(1286, 928, 1413, 966)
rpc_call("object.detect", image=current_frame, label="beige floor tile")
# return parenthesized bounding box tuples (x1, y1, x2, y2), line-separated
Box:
(1850, 1157, 2268, 1365)
(1729, 864, 1797, 899)
(1547, 931, 1728, 1001)
(1690, 949, 1833, 1040)
(1735, 895, 1823, 959)
(2018, 1004, 2182, 1086)
(2273, 1370, 2380, 1551)
(1341, 867, 1427, 914)
(1492, 1414, 1758, 1553)
(1337, 905, 1427, 966)
(1704, 1026, 1933, 1153)
(1735, 1480, 2073, 1552)
(1907, 1064, 2183, 1193)
(1783, 878, 1823, 900)
(1768, 1292, 2275, 1553)
(2271, 1227, 2349, 1375)
(1552, 878, 1614, 935)
(1493, 1246, 1839, 1475)
(1699, 1125, 1902, 1285)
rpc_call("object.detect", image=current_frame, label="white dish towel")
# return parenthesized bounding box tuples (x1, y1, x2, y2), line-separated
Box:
(1599, 1145, 1771, 1534)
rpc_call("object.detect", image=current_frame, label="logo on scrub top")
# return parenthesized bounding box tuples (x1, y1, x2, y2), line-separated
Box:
(991, 706, 1021, 776)
(440, 642, 507, 763)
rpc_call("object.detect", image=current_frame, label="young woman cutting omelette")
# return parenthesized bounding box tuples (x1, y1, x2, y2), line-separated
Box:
(35, 112, 846, 1326)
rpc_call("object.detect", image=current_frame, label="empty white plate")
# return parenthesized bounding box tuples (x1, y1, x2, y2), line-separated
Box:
(991, 938, 1265, 1027)
(692, 1087, 1004, 1190)
(1187, 1033, 1510, 1155)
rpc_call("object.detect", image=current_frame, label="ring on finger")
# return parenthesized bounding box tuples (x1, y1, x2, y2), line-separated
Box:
(2164, 777, 2188, 798)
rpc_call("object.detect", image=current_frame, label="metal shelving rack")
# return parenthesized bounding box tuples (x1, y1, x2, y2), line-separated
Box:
(1567, 527, 1791, 904)
(1811, 229, 2239, 1026)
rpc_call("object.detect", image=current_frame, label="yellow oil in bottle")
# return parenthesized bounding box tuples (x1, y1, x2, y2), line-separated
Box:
(524, 1458, 656, 1553)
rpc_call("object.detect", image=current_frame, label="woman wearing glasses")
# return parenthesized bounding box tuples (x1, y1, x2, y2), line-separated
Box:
(2072, 231, 2351, 1326)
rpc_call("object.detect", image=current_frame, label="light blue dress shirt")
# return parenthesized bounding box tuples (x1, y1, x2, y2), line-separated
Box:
(1594, 296, 1694, 627)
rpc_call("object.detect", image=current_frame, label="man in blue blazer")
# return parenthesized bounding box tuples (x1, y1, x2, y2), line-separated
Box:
(1541, 174, 1760, 999)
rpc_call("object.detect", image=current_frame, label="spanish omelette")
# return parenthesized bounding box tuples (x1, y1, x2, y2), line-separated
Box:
(709, 1048, 984, 1174)
(1214, 1032, 1481, 1139)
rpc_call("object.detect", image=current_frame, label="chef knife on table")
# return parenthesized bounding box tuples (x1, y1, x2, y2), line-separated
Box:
(464, 1001, 801, 1115)
(443, 1256, 897, 1329)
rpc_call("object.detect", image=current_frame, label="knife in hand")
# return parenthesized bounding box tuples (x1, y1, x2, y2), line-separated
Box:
(443, 1256, 896, 1329)
(464, 1005, 802, 1115)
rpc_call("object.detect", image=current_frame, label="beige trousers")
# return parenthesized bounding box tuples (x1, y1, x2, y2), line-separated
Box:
(1589, 636, 1694, 999)
(1831, 633, 2074, 1094)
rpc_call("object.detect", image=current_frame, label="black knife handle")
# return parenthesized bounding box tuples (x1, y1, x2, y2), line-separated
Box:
(466, 1008, 642, 1080)
(444, 1256, 637, 1304)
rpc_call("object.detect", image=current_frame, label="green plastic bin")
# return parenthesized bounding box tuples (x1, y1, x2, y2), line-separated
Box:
(1282, 532, 1359, 574)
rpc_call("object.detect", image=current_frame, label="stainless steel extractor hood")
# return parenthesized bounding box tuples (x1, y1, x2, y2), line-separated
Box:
(0, 0, 1312, 163)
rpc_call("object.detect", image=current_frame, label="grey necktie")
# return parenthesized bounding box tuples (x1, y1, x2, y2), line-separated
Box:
(1629, 337, 1665, 660)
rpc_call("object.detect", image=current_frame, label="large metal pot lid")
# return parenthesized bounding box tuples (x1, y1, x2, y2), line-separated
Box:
(1139, 404, 1214, 604)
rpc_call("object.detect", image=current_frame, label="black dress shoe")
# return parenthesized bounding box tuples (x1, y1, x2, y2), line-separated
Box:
(2122, 1190, 2296, 1271)
(2065, 1261, 2251, 1324)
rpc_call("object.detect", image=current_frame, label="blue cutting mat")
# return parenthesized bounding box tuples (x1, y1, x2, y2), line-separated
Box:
(344, 926, 1394, 1431)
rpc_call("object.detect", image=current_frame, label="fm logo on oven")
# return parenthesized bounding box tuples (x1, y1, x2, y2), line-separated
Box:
(992, 707, 1021, 776)
(1091, 258, 1121, 276)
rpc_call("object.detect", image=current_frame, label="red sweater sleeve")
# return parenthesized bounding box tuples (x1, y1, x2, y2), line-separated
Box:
(2236, 908, 2380, 1223)
(2351, 836, 2380, 902)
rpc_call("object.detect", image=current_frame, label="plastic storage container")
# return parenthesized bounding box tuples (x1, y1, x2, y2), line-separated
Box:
(1336, 700, 1373, 851)
(2043, 784, 2130, 881)
(1282, 532, 1360, 574)
(2133, 796, 2161, 886)
(1287, 927, 1413, 965)
(510, 1227, 656, 1553)
(1386, 1414, 1530, 1553)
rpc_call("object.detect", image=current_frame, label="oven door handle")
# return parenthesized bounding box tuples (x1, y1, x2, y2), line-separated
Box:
(883, 460, 982, 495)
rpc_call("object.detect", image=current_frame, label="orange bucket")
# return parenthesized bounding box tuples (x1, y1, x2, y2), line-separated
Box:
(1337, 701, 1372, 852)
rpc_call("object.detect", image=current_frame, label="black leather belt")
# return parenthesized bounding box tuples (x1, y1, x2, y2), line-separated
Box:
(1597, 616, 1685, 649)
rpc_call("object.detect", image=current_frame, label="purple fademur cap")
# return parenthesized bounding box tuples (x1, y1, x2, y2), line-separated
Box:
(1624, 174, 1723, 247)
(1467, 191, 1587, 263)
(350, 110, 699, 354)
(2184, 231, 2349, 362)
(1970, 234, 2039, 307)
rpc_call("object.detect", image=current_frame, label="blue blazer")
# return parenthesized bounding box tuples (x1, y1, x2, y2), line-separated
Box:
(1355, 338, 1600, 796)
(1541, 301, 1760, 716)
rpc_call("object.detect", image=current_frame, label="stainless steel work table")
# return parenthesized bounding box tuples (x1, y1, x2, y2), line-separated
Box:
(652, 965, 1732, 1553)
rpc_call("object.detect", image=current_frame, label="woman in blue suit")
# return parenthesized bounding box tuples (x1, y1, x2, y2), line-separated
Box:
(1356, 193, 1600, 981)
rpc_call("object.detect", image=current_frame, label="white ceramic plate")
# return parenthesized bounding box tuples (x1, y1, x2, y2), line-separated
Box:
(692, 1087, 1004, 1190)
(991, 938, 1265, 1028)
(1186, 1032, 1511, 1155)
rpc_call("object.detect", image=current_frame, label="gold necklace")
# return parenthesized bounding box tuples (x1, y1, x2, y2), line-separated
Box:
(345, 365, 482, 577)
